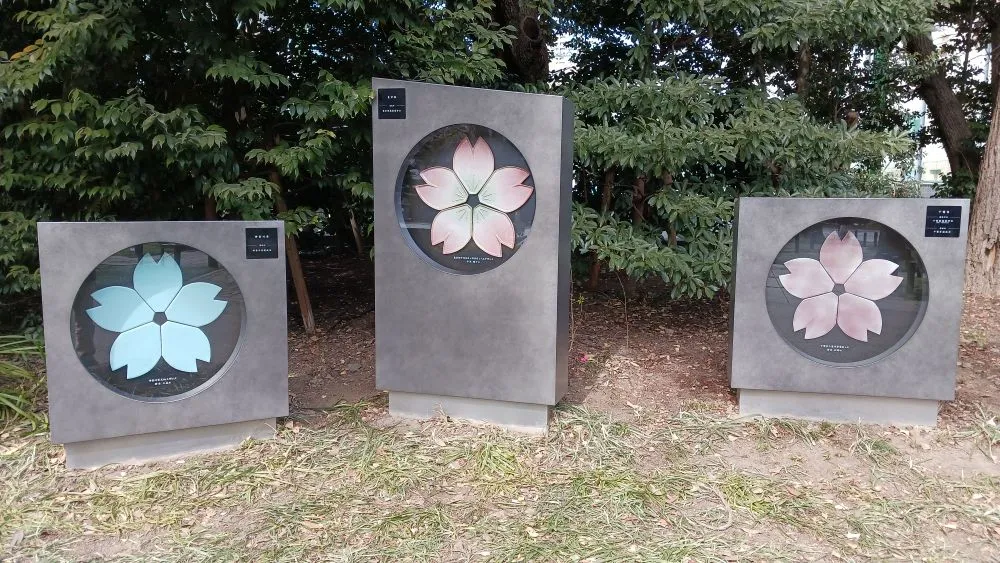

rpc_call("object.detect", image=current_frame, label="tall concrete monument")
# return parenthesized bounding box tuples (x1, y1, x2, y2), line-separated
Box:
(372, 79, 573, 432)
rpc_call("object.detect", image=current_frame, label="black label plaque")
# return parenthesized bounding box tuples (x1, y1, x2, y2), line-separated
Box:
(925, 206, 962, 238)
(378, 88, 406, 119)
(246, 228, 279, 259)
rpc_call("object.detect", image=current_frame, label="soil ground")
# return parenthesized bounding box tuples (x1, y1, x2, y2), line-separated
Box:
(3, 256, 1000, 561)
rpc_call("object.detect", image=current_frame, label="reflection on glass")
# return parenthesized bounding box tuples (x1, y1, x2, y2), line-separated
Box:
(764, 218, 928, 367)
(71, 243, 245, 400)
(396, 124, 536, 274)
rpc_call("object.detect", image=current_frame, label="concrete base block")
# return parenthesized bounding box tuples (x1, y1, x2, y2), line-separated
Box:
(738, 389, 939, 426)
(63, 418, 276, 469)
(389, 391, 550, 434)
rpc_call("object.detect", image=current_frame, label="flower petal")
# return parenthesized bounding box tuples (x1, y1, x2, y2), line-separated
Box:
(779, 258, 834, 299)
(819, 231, 863, 284)
(109, 322, 161, 379)
(86, 286, 155, 333)
(416, 167, 469, 210)
(472, 205, 515, 258)
(160, 321, 211, 373)
(479, 167, 533, 213)
(453, 136, 494, 194)
(792, 292, 838, 339)
(133, 253, 183, 312)
(430, 204, 473, 254)
(844, 259, 903, 301)
(165, 282, 228, 327)
(837, 293, 882, 342)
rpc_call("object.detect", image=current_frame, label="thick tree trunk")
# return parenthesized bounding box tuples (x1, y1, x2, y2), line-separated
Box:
(269, 171, 316, 333)
(587, 169, 616, 290)
(493, 0, 549, 82)
(966, 90, 1000, 295)
(907, 34, 982, 181)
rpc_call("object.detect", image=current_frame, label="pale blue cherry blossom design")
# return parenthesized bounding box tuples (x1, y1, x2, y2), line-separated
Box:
(86, 253, 228, 379)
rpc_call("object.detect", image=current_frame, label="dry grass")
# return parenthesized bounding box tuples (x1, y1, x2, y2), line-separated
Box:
(3, 403, 1000, 562)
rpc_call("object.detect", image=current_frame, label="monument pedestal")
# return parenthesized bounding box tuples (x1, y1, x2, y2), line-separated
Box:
(738, 390, 939, 426)
(63, 418, 276, 469)
(388, 392, 549, 434)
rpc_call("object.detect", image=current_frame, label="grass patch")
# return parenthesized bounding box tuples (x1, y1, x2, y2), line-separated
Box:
(3, 402, 1000, 561)
(717, 472, 819, 527)
(655, 411, 742, 457)
(0, 335, 47, 432)
(548, 405, 636, 465)
(955, 405, 1000, 461)
(850, 426, 898, 466)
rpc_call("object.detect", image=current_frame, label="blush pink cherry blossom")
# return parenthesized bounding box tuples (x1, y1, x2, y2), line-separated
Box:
(778, 231, 903, 342)
(414, 136, 533, 257)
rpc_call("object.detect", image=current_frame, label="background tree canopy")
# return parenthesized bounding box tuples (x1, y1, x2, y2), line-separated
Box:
(1, 0, 994, 327)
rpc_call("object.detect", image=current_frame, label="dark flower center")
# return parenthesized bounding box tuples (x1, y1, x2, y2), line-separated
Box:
(832, 284, 845, 295)
(466, 193, 480, 207)
(153, 312, 168, 325)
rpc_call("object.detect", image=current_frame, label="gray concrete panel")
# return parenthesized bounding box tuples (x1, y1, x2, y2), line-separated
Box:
(38, 221, 288, 445)
(730, 198, 968, 403)
(372, 79, 572, 407)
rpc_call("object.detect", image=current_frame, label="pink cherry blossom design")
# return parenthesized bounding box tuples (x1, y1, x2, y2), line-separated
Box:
(778, 230, 903, 342)
(415, 136, 533, 257)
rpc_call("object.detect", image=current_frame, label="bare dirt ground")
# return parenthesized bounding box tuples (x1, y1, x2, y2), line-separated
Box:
(3, 257, 1000, 562)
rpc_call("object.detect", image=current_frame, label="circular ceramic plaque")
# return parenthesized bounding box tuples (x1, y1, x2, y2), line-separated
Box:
(70, 243, 245, 401)
(396, 124, 536, 274)
(765, 218, 928, 367)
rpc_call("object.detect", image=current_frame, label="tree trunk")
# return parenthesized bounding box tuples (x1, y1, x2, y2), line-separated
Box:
(600, 168, 615, 214)
(204, 197, 220, 268)
(966, 88, 1000, 295)
(349, 210, 365, 256)
(204, 197, 219, 220)
(660, 172, 677, 246)
(907, 34, 982, 181)
(587, 169, 616, 290)
(492, 0, 549, 82)
(631, 174, 647, 224)
(269, 171, 316, 333)
(796, 42, 811, 101)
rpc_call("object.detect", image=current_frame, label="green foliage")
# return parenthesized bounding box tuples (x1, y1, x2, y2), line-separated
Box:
(0, 0, 516, 324)
(636, 0, 935, 53)
(0, 212, 40, 298)
(0, 335, 47, 431)
(557, 0, 927, 298)
(0, 0, 952, 309)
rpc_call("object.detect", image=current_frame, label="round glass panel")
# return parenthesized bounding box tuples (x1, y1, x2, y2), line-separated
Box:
(396, 124, 536, 274)
(70, 243, 245, 401)
(765, 218, 928, 367)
